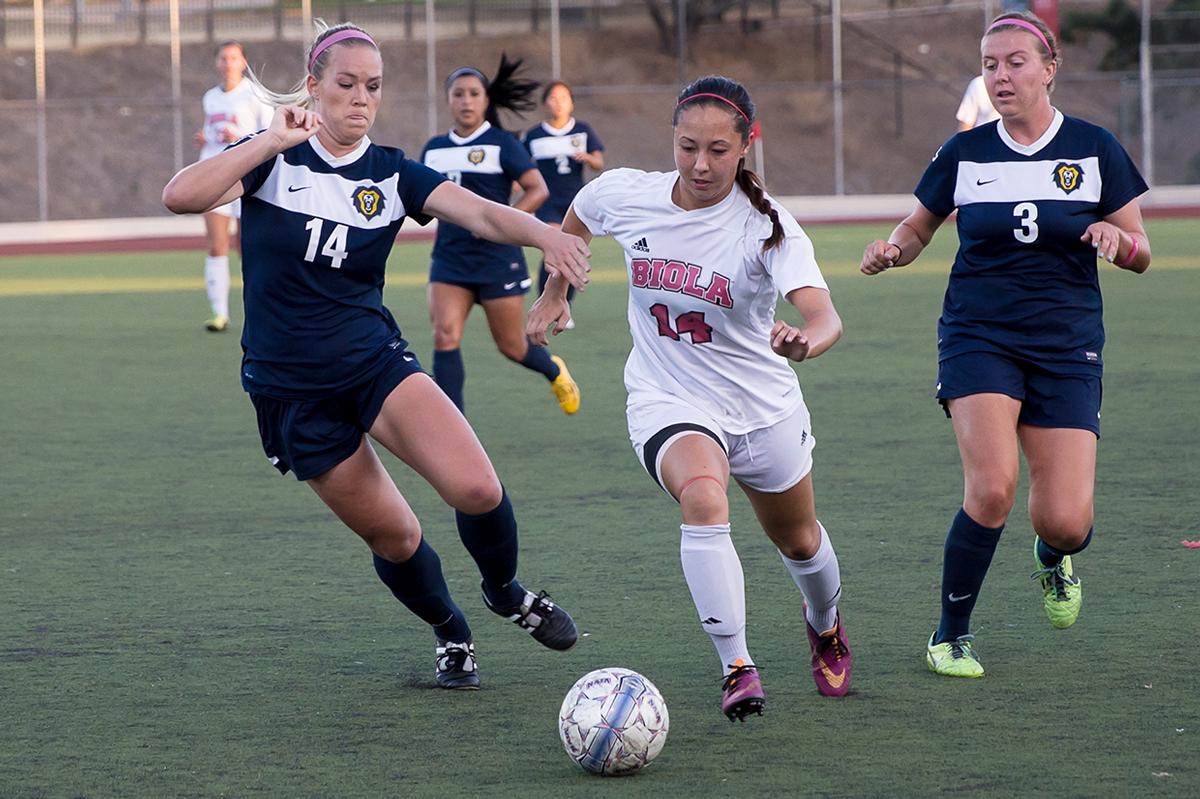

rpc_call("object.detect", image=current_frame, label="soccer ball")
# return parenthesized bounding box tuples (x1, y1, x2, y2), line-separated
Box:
(558, 667, 669, 776)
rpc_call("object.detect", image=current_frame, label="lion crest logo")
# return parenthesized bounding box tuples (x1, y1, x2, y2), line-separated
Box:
(467, 148, 486, 165)
(1052, 162, 1084, 195)
(351, 185, 386, 220)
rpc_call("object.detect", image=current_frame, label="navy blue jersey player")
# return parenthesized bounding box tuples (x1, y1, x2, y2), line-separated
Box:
(522, 81, 605, 310)
(421, 57, 581, 416)
(861, 11, 1151, 678)
(163, 23, 593, 689)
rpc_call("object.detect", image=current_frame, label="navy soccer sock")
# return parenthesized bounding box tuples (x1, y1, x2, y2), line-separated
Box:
(456, 488, 526, 610)
(538, 260, 575, 303)
(1036, 528, 1093, 568)
(934, 507, 1004, 644)
(433, 348, 465, 411)
(372, 540, 471, 643)
(519, 340, 560, 382)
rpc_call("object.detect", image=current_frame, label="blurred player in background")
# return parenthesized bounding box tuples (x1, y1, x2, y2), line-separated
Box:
(163, 22, 590, 689)
(860, 11, 1151, 678)
(529, 75, 854, 720)
(194, 40, 273, 332)
(421, 58, 580, 415)
(522, 81, 605, 324)
(956, 74, 1000, 131)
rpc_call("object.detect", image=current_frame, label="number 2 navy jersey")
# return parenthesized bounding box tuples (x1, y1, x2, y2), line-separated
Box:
(571, 168, 829, 435)
(915, 110, 1147, 374)
(522, 119, 604, 224)
(421, 121, 536, 282)
(236, 134, 445, 399)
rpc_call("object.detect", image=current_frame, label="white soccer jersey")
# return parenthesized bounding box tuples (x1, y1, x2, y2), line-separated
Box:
(571, 168, 829, 434)
(199, 80, 274, 161)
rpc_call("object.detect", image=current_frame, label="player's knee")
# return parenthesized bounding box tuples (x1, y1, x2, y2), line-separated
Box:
(965, 480, 1016, 527)
(448, 476, 504, 516)
(432, 325, 463, 350)
(362, 519, 422, 563)
(496, 337, 527, 362)
(678, 477, 728, 525)
(775, 519, 822, 561)
(1033, 508, 1093, 551)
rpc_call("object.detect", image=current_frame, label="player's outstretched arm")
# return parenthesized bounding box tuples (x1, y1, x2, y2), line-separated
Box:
(163, 105, 320, 214)
(860, 202, 945, 275)
(424, 182, 591, 291)
(772, 287, 842, 362)
(526, 208, 593, 345)
(1081, 199, 1151, 274)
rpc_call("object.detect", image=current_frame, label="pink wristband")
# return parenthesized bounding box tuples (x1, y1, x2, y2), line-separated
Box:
(1115, 234, 1139, 267)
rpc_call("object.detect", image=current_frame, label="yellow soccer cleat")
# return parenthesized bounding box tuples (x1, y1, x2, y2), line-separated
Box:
(549, 355, 580, 415)
(926, 633, 985, 678)
(205, 314, 230, 332)
(1033, 540, 1082, 629)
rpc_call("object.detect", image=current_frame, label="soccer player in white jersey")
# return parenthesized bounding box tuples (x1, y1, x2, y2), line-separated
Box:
(529, 75, 854, 719)
(861, 12, 1151, 678)
(163, 22, 593, 689)
(193, 40, 273, 332)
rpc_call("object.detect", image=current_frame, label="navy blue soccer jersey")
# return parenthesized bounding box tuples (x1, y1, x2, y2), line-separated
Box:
(421, 122, 536, 282)
(915, 111, 1147, 374)
(522, 119, 604, 224)
(235, 134, 445, 399)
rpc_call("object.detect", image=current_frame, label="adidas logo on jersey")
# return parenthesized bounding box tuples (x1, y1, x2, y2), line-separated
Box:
(631, 237, 650, 253)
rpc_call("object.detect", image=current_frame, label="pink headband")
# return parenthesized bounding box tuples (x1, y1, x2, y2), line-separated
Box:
(677, 93, 751, 124)
(985, 18, 1053, 56)
(308, 30, 377, 73)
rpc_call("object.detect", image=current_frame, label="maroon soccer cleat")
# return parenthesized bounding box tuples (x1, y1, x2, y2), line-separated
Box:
(721, 659, 765, 722)
(805, 611, 852, 697)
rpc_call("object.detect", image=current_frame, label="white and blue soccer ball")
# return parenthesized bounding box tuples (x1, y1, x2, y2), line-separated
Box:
(558, 667, 669, 776)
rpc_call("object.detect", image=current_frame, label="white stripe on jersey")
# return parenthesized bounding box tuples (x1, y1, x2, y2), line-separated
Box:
(253, 155, 407, 228)
(528, 135, 585, 160)
(424, 145, 504, 175)
(955, 157, 1102, 206)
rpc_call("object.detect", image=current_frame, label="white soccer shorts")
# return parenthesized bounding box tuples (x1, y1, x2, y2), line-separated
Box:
(628, 397, 815, 495)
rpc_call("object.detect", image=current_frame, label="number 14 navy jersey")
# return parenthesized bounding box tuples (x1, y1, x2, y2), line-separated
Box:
(237, 134, 445, 399)
(915, 110, 1147, 374)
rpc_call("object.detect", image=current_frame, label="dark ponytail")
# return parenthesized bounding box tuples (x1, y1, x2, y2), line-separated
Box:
(674, 75, 783, 252)
(446, 53, 539, 131)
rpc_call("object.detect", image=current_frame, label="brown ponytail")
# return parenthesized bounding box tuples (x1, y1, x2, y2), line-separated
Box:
(676, 76, 784, 252)
(736, 160, 784, 252)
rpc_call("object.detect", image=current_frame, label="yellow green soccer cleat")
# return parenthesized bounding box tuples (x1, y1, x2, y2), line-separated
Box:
(205, 314, 230, 332)
(549, 355, 580, 415)
(1033, 540, 1082, 629)
(926, 633, 985, 678)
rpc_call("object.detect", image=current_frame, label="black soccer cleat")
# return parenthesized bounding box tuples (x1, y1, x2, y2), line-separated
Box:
(483, 586, 578, 651)
(435, 639, 480, 690)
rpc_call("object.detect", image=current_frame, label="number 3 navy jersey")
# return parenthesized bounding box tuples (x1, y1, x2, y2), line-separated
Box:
(236, 134, 446, 399)
(421, 121, 537, 282)
(915, 110, 1147, 374)
(522, 119, 604, 224)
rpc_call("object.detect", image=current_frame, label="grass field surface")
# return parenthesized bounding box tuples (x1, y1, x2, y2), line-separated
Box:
(1, 221, 1197, 797)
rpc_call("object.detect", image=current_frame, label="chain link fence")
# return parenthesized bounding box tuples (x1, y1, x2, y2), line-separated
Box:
(1, 0, 1196, 221)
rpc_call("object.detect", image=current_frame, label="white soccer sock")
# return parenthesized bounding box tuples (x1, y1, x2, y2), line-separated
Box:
(779, 522, 842, 634)
(680, 523, 752, 674)
(204, 255, 230, 318)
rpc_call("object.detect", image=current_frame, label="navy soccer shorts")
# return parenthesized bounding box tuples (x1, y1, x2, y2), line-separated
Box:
(430, 275, 532, 302)
(249, 343, 426, 481)
(936, 350, 1102, 437)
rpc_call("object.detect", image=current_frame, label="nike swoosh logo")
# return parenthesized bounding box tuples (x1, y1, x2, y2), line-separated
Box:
(818, 661, 847, 689)
(503, 282, 519, 290)
(975, 178, 998, 186)
(948, 593, 973, 602)
(287, 185, 310, 192)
